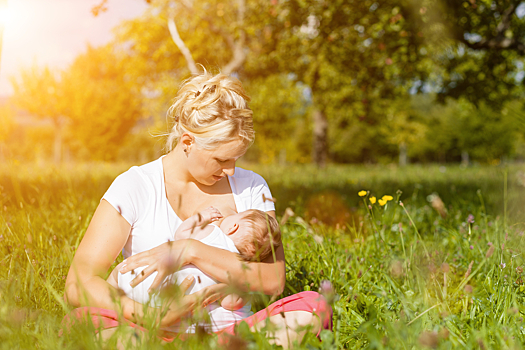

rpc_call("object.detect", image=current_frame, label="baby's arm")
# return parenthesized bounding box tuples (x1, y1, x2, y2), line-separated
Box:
(174, 207, 223, 240)
(221, 294, 249, 311)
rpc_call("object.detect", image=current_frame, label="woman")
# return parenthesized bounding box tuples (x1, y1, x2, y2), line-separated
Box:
(63, 72, 331, 347)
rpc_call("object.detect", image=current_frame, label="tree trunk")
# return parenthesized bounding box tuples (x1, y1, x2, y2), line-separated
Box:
(278, 148, 286, 166)
(312, 106, 328, 167)
(0, 0, 6, 76)
(399, 142, 408, 167)
(461, 150, 469, 167)
(53, 123, 62, 164)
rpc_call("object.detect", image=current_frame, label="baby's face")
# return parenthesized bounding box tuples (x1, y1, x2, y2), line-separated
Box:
(219, 212, 253, 248)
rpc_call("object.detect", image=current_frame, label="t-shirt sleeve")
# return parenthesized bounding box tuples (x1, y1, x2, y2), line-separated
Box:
(102, 168, 149, 227)
(250, 172, 276, 213)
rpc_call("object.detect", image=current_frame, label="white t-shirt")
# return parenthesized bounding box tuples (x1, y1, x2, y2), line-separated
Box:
(102, 156, 275, 331)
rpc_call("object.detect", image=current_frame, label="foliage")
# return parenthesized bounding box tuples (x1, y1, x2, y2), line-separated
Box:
(9, 46, 143, 162)
(0, 104, 14, 146)
(60, 45, 143, 161)
(245, 74, 310, 164)
(10, 66, 65, 127)
(408, 96, 521, 163)
(7, 0, 525, 164)
(0, 104, 14, 161)
(416, 0, 525, 106)
(2, 162, 525, 348)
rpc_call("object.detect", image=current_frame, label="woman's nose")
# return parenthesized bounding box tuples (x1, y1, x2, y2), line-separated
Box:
(223, 163, 236, 176)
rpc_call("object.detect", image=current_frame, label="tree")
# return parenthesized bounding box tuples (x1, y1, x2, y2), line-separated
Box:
(266, 0, 432, 165)
(0, 103, 13, 160)
(105, 0, 524, 164)
(10, 45, 143, 162)
(379, 100, 428, 166)
(414, 0, 525, 106)
(60, 45, 142, 160)
(403, 95, 520, 163)
(245, 74, 309, 163)
(112, 0, 305, 161)
(114, 0, 251, 80)
(11, 66, 66, 163)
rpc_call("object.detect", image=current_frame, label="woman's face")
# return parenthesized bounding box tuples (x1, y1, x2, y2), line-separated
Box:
(186, 138, 247, 186)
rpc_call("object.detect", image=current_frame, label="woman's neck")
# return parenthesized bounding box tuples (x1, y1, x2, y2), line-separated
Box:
(163, 147, 194, 185)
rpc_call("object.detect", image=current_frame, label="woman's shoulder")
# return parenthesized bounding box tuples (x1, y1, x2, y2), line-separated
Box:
(106, 157, 164, 199)
(103, 157, 164, 225)
(230, 167, 271, 194)
(230, 167, 275, 212)
(116, 157, 163, 186)
(231, 167, 268, 185)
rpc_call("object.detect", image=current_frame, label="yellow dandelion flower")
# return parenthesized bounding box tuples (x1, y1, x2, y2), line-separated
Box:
(369, 196, 376, 204)
(382, 195, 393, 201)
(358, 190, 367, 197)
(378, 199, 387, 206)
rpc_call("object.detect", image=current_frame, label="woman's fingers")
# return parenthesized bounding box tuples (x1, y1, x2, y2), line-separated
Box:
(119, 242, 177, 274)
(147, 268, 171, 291)
(119, 253, 151, 274)
(130, 264, 157, 287)
(202, 293, 221, 307)
(179, 275, 195, 294)
(199, 283, 228, 307)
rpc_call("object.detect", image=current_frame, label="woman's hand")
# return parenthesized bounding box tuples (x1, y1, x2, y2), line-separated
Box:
(160, 276, 228, 327)
(119, 239, 197, 292)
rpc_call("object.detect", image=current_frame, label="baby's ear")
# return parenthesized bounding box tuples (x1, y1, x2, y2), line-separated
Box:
(226, 223, 239, 235)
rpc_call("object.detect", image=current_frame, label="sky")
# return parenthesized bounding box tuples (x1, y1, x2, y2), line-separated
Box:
(0, 0, 149, 95)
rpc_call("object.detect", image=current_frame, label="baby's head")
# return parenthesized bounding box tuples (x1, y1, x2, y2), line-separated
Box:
(219, 209, 281, 262)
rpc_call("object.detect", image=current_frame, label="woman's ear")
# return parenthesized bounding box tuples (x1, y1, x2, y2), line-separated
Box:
(180, 133, 194, 151)
(226, 223, 239, 235)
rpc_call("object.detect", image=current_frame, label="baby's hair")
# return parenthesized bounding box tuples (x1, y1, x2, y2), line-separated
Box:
(237, 210, 281, 262)
(166, 70, 255, 151)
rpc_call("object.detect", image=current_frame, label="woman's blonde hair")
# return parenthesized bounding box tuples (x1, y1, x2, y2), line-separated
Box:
(166, 72, 254, 151)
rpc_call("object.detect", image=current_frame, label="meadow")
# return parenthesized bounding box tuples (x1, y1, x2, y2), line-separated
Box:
(2, 160, 525, 349)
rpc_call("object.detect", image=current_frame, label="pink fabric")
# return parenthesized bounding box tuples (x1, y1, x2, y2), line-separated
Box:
(219, 291, 332, 337)
(60, 291, 331, 342)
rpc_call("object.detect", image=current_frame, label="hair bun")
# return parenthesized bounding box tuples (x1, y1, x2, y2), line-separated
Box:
(166, 71, 254, 152)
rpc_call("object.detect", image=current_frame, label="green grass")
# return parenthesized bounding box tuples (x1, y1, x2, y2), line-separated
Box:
(1, 160, 525, 348)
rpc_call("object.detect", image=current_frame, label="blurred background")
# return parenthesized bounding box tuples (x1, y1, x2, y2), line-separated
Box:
(1, 0, 525, 167)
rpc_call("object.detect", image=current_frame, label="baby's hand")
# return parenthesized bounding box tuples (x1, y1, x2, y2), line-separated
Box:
(197, 207, 223, 227)
(221, 294, 246, 311)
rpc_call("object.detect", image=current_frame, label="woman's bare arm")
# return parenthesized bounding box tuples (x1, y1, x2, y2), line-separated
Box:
(191, 210, 285, 295)
(187, 239, 285, 295)
(64, 200, 225, 325)
(121, 211, 286, 296)
(64, 200, 146, 321)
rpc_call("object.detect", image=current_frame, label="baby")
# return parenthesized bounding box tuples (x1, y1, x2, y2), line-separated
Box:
(109, 207, 281, 332)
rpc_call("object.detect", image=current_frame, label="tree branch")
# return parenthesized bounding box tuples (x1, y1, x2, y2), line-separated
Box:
(203, 18, 236, 52)
(459, 2, 525, 54)
(222, 0, 247, 74)
(169, 0, 246, 75)
(167, 17, 199, 75)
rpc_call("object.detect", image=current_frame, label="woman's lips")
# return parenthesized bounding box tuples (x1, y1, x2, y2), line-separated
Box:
(213, 175, 223, 181)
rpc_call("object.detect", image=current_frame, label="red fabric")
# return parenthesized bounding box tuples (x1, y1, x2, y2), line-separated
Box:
(60, 291, 331, 342)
